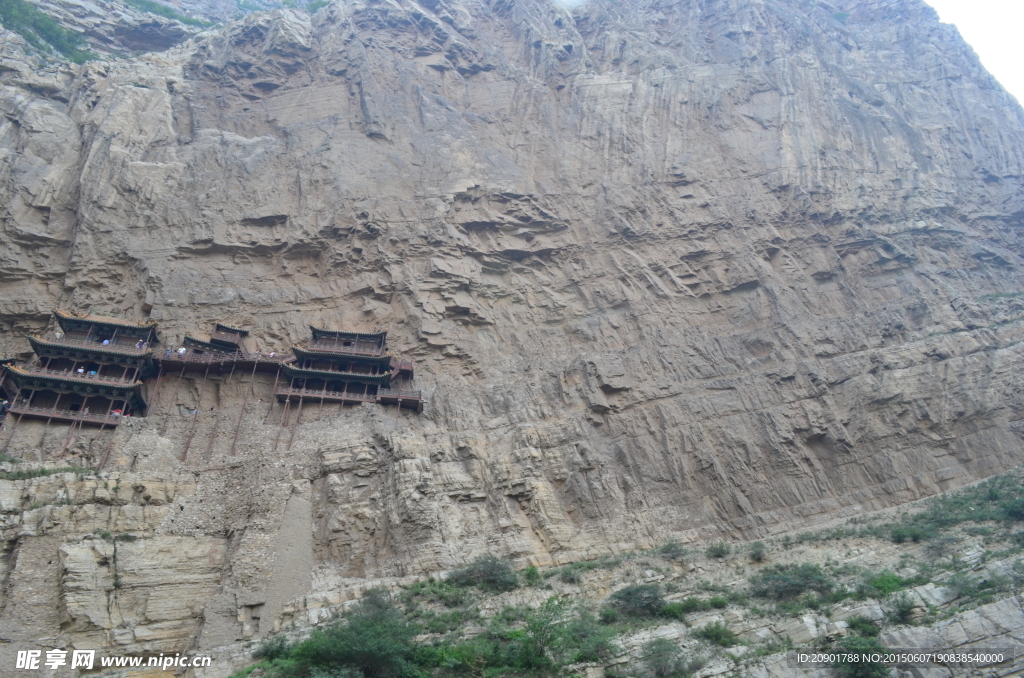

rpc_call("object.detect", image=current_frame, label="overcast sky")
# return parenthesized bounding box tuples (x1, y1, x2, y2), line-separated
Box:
(925, 0, 1024, 105)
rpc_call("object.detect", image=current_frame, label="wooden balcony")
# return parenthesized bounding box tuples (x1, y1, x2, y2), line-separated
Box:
(275, 386, 377, 405)
(6, 404, 125, 426)
(377, 387, 422, 411)
(34, 335, 151, 356)
(273, 386, 422, 411)
(306, 341, 385, 357)
(27, 367, 139, 386)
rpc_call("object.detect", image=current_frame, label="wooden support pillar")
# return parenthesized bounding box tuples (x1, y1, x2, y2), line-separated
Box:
(266, 368, 281, 418)
(160, 365, 187, 436)
(287, 396, 303, 451)
(271, 397, 291, 453)
(1, 387, 24, 455)
(181, 362, 211, 461)
(205, 359, 236, 461)
(230, 361, 259, 457)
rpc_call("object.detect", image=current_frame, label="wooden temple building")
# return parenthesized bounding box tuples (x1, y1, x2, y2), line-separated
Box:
(276, 326, 421, 411)
(0, 309, 157, 427)
(0, 312, 422, 444)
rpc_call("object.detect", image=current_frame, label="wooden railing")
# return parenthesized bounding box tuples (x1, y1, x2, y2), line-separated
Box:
(40, 336, 150, 355)
(275, 386, 376, 402)
(28, 367, 138, 385)
(7, 404, 125, 425)
(160, 351, 288, 365)
(378, 388, 422, 400)
(306, 342, 385, 357)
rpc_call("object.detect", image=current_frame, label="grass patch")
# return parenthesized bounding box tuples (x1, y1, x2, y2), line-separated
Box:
(846, 615, 880, 638)
(546, 555, 622, 583)
(123, 0, 214, 27)
(692, 621, 740, 647)
(247, 591, 616, 677)
(0, 0, 95, 62)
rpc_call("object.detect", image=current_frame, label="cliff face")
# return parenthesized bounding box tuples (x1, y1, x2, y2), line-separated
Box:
(3, 0, 1024, 663)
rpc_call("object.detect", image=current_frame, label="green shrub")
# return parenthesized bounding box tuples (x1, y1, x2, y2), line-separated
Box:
(659, 596, 717, 619)
(1002, 497, 1024, 521)
(833, 637, 891, 678)
(0, 0, 95, 62)
(705, 541, 730, 559)
(598, 607, 620, 624)
(692, 621, 739, 647)
(642, 637, 702, 678)
(449, 555, 518, 592)
(523, 566, 541, 586)
(884, 591, 916, 625)
(862, 571, 908, 597)
(846, 616, 880, 638)
(289, 589, 418, 678)
(891, 526, 931, 543)
(658, 541, 688, 561)
(749, 541, 767, 562)
(253, 635, 290, 660)
(707, 596, 728, 609)
(608, 584, 665, 617)
(750, 563, 835, 600)
(306, 0, 328, 11)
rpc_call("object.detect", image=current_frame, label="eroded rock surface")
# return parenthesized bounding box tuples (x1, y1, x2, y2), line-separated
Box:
(2, 0, 1024, 667)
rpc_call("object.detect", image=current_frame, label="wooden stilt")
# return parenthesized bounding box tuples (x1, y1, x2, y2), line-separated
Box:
(271, 397, 290, 453)
(266, 368, 281, 418)
(97, 398, 121, 469)
(204, 359, 236, 461)
(230, 361, 259, 457)
(160, 365, 187, 436)
(286, 396, 304, 451)
(1, 388, 25, 456)
(148, 364, 165, 415)
(181, 363, 211, 461)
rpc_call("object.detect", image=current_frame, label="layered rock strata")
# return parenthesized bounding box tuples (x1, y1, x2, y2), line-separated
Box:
(2, 0, 1024, 667)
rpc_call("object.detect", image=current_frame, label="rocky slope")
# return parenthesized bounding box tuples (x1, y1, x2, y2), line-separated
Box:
(3, 0, 1024, 670)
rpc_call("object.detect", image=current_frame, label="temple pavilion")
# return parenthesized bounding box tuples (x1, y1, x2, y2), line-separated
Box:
(182, 323, 249, 355)
(277, 326, 420, 411)
(0, 309, 157, 426)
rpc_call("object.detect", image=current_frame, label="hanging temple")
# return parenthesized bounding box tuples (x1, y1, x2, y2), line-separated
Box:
(0, 309, 422, 441)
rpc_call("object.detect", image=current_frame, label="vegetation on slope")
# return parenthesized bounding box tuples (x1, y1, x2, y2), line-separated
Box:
(122, 0, 214, 28)
(0, 0, 94, 62)
(223, 470, 1024, 678)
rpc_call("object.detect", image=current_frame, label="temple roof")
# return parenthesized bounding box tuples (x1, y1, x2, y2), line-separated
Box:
(215, 323, 249, 336)
(29, 336, 154, 364)
(292, 345, 392, 366)
(55, 308, 158, 334)
(184, 336, 238, 354)
(309, 325, 387, 343)
(280, 361, 392, 384)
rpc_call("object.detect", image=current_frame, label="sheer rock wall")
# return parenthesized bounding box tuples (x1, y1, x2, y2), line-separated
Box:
(3, 0, 1024, 663)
